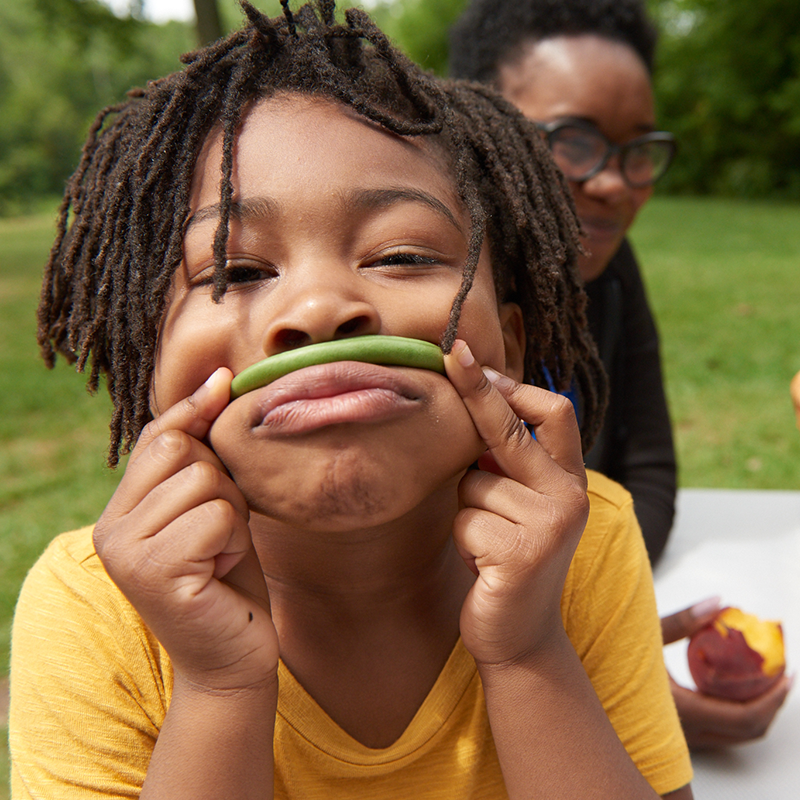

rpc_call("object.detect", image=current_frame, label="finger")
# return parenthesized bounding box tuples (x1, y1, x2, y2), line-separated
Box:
(102, 427, 235, 524)
(223, 545, 273, 611)
(444, 340, 584, 487)
(152, 500, 252, 584)
(671, 673, 793, 743)
(133, 460, 250, 542)
(483, 370, 584, 484)
(129, 367, 233, 467)
(98, 496, 253, 604)
(458, 469, 533, 521)
(452, 503, 524, 573)
(661, 596, 723, 644)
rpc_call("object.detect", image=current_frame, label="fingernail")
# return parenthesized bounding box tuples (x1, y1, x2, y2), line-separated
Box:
(690, 596, 722, 618)
(455, 340, 475, 368)
(204, 367, 227, 387)
(483, 367, 514, 390)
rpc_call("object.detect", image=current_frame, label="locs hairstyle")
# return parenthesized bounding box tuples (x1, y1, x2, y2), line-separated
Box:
(37, 0, 606, 466)
(449, 0, 658, 83)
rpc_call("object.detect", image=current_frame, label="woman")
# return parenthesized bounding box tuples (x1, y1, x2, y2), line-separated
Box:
(450, 0, 791, 751)
(451, 0, 675, 565)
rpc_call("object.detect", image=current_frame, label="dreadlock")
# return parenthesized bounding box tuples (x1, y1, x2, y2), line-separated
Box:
(37, 0, 606, 467)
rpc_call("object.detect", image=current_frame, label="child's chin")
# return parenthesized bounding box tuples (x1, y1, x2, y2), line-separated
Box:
(242, 451, 467, 531)
(208, 387, 483, 528)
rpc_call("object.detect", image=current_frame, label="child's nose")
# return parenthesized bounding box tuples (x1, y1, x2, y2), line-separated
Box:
(261, 279, 381, 355)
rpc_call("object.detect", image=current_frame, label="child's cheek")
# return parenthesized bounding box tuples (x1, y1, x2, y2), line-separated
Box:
(151, 294, 239, 415)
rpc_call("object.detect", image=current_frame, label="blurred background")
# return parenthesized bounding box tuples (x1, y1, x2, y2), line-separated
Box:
(1, 1, 799, 794)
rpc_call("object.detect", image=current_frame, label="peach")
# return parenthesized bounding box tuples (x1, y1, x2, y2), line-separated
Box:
(791, 369, 800, 431)
(687, 606, 785, 702)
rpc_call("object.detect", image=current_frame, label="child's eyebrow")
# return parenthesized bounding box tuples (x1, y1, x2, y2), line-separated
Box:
(186, 197, 278, 232)
(185, 189, 462, 235)
(350, 188, 463, 233)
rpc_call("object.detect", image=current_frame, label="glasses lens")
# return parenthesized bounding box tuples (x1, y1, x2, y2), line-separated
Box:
(623, 139, 675, 187)
(548, 126, 607, 181)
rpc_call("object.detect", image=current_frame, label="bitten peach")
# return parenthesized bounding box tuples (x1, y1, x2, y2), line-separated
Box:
(688, 607, 786, 702)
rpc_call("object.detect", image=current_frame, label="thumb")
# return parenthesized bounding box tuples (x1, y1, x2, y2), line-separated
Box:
(661, 596, 722, 645)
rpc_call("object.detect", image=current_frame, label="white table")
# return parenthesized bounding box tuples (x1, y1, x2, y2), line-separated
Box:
(654, 488, 800, 798)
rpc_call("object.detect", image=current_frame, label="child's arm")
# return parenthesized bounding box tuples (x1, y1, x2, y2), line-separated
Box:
(92, 368, 278, 799)
(444, 341, 692, 800)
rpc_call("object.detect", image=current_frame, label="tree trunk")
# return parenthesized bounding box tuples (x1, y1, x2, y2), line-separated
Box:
(193, 0, 223, 45)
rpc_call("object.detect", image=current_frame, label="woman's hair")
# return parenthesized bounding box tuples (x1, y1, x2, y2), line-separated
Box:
(37, 0, 606, 466)
(449, 0, 658, 83)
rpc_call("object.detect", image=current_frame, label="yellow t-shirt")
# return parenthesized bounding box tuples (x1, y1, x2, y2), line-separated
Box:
(9, 471, 692, 798)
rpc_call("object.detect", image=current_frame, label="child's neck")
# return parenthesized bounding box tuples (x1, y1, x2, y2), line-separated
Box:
(249, 487, 474, 747)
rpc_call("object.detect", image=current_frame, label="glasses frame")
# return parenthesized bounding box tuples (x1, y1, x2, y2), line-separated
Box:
(534, 118, 677, 189)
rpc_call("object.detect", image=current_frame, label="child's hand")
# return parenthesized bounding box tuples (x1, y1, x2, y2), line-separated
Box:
(444, 340, 589, 668)
(93, 368, 278, 693)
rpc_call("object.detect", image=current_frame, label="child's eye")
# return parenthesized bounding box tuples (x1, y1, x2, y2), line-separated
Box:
(193, 260, 276, 287)
(367, 252, 441, 269)
(225, 264, 271, 284)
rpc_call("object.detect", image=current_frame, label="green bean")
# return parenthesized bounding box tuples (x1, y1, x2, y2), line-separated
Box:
(230, 336, 445, 399)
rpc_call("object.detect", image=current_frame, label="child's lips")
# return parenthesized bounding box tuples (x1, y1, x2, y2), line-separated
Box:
(245, 360, 431, 434)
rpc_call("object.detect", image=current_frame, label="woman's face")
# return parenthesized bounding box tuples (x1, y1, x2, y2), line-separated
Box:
(497, 34, 656, 282)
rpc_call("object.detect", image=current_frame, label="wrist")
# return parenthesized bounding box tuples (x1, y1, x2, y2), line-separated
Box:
(173, 666, 279, 707)
(474, 625, 574, 684)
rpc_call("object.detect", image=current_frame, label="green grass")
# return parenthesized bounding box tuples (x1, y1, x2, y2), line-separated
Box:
(0, 212, 123, 800)
(0, 197, 799, 795)
(629, 196, 800, 489)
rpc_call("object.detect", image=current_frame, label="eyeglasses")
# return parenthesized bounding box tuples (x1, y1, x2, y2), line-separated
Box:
(535, 118, 677, 188)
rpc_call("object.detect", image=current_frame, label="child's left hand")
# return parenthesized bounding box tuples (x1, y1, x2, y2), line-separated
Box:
(444, 340, 589, 668)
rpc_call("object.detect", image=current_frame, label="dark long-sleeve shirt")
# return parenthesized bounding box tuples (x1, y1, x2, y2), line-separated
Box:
(583, 239, 677, 564)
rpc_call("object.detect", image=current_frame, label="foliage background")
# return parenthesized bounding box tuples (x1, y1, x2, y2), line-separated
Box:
(1, 0, 800, 210)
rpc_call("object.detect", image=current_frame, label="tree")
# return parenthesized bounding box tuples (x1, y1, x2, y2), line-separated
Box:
(650, 0, 800, 197)
(0, 0, 193, 214)
(194, 0, 224, 44)
(369, 0, 467, 76)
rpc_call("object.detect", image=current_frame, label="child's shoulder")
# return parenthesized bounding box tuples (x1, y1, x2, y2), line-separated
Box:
(16, 525, 147, 642)
(585, 468, 635, 512)
(582, 469, 640, 551)
(566, 470, 646, 598)
(13, 525, 172, 706)
(25, 525, 109, 588)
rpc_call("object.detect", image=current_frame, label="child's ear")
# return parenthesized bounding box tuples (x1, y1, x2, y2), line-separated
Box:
(499, 302, 525, 382)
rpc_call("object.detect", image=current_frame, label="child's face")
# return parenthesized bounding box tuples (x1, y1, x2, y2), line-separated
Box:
(153, 94, 524, 528)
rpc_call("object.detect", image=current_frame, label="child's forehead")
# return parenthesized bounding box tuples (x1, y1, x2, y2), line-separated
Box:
(191, 93, 460, 212)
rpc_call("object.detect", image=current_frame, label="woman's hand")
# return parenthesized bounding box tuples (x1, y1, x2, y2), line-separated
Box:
(93, 368, 278, 693)
(443, 340, 589, 667)
(662, 599, 793, 749)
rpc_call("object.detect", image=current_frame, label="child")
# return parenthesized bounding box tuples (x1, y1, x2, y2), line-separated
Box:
(11, 2, 693, 798)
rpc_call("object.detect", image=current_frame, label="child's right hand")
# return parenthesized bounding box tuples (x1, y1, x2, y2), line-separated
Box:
(93, 368, 278, 693)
